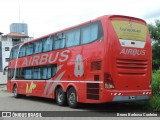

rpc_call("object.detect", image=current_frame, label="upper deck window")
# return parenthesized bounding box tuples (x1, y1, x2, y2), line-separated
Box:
(43, 36, 53, 52)
(19, 45, 26, 57)
(15, 21, 103, 58)
(10, 46, 19, 60)
(66, 28, 80, 47)
(34, 41, 42, 54)
(54, 33, 65, 50)
(26, 43, 33, 56)
(81, 23, 98, 44)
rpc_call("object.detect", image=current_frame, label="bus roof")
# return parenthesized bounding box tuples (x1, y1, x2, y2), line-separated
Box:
(13, 14, 146, 47)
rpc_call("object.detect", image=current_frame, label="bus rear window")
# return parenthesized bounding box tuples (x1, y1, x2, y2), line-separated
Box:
(111, 20, 147, 42)
(10, 46, 19, 60)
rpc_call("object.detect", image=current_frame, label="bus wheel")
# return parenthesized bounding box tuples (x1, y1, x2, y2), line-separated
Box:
(56, 87, 66, 106)
(13, 85, 20, 98)
(67, 87, 78, 108)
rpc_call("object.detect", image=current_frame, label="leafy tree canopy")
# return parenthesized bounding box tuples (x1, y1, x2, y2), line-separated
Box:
(148, 20, 160, 70)
(148, 20, 160, 43)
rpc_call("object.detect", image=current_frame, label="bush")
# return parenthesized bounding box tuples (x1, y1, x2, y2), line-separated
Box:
(149, 95, 160, 111)
(148, 71, 160, 111)
(152, 70, 160, 95)
(152, 43, 160, 70)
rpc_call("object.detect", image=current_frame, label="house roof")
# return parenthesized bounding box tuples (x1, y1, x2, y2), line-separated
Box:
(4, 32, 28, 38)
(0, 32, 3, 35)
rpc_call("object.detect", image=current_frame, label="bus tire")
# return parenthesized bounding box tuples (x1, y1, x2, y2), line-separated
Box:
(67, 87, 78, 108)
(13, 85, 21, 98)
(56, 87, 66, 106)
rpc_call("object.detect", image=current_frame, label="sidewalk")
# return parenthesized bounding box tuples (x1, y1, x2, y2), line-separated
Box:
(0, 72, 7, 84)
(0, 84, 7, 92)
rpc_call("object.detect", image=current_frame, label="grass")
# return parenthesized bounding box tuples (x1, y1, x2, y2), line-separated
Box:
(0, 89, 7, 93)
(137, 70, 160, 112)
(148, 95, 160, 111)
(147, 70, 160, 112)
(0, 85, 7, 93)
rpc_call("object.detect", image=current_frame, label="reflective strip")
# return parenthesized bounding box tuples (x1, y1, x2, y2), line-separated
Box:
(11, 80, 103, 83)
(142, 92, 152, 95)
(111, 93, 122, 96)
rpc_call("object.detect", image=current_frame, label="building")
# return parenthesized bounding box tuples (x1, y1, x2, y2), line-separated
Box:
(10, 23, 28, 36)
(0, 32, 3, 72)
(0, 32, 29, 72)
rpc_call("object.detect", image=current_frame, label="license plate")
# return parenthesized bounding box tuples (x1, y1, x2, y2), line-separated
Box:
(129, 96, 136, 100)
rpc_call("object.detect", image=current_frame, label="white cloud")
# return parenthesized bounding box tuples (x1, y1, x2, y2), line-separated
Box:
(0, 0, 160, 38)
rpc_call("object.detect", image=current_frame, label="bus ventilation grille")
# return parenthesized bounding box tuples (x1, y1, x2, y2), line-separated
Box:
(86, 83, 100, 100)
(116, 59, 148, 75)
(91, 61, 102, 71)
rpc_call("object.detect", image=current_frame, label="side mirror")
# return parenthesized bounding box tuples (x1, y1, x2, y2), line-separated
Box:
(3, 70, 6, 75)
(3, 66, 8, 75)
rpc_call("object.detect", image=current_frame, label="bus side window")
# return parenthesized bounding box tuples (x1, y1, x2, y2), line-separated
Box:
(19, 45, 26, 57)
(10, 45, 19, 60)
(54, 33, 65, 50)
(34, 41, 42, 54)
(90, 23, 98, 41)
(16, 68, 24, 80)
(8, 68, 14, 80)
(81, 23, 98, 44)
(42, 67, 51, 79)
(33, 67, 41, 80)
(8, 68, 11, 80)
(24, 68, 32, 79)
(16, 65, 57, 80)
(41, 65, 57, 80)
(43, 36, 53, 52)
(15, 68, 19, 79)
(52, 65, 57, 77)
(26, 43, 33, 56)
(10, 49, 13, 60)
(66, 29, 80, 47)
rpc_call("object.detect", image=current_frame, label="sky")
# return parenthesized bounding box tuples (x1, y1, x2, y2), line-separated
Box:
(0, 0, 160, 38)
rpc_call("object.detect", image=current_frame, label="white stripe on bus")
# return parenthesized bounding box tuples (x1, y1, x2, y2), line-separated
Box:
(11, 80, 103, 83)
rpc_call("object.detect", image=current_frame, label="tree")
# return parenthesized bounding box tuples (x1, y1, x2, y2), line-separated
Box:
(152, 43, 160, 70)
(148, 20, 160, 70)
(148, 20, 160, 43)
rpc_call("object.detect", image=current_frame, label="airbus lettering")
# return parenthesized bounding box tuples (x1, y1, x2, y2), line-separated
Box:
(120, 48, 146, 56)
(21, 50, 70, 67)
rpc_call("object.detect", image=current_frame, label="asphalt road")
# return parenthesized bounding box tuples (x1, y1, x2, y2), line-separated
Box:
(0, 85, 159, 120)
(0, 91, 150, 112)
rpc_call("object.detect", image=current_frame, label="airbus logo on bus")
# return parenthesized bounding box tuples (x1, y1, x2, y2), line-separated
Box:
(120, 48, 146, 56)
(21, 50, 70, 67)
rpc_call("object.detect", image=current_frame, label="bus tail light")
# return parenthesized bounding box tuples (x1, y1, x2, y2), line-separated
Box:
(149, 80, 152, 88)
(104, 73, 115, 89)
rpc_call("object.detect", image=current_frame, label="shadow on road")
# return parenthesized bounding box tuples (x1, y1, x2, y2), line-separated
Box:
(10, 95, 149, 112)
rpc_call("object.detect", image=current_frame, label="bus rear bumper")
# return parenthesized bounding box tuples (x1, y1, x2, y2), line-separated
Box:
(81, 89, 152, 104)
(112, 95, 149, 102)
(101, 89, 152, 103)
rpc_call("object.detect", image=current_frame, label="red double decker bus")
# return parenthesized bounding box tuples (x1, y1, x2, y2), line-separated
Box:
(6, 15, 152, 108)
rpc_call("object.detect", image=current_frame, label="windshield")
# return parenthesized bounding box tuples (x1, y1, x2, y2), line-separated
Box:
(112, 20, 147, 42)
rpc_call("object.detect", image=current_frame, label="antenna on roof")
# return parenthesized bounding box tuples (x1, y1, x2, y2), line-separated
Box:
(19, 0, 21, 23)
